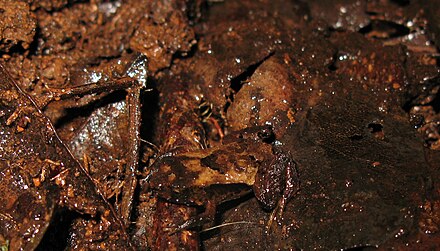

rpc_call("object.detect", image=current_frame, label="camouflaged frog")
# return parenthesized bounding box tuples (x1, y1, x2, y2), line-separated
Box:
(147, 126, 299, 229)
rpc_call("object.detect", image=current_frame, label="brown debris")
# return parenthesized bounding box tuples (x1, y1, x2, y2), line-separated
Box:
(0, 63, 133, 250)
(0, 0, 36, 53)
(0, 0, 440, 250)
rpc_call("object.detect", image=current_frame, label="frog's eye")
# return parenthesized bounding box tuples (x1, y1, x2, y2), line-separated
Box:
(257, 127, 275, 143)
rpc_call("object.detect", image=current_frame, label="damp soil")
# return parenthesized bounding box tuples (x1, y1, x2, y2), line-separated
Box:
(1, 0, 440, 250)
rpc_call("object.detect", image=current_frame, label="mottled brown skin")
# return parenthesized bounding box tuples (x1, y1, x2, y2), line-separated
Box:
(254, 151, 299, 213)
(148, 126, 299, 229)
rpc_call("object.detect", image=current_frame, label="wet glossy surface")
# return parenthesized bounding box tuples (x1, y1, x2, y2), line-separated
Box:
(0, 0, 439, 250)
(0, 63, 132, 250)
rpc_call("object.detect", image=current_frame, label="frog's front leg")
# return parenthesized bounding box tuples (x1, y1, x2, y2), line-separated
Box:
(253, 151, 300, 227)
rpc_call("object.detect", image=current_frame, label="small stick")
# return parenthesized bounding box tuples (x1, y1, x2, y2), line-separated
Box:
(200, 221, 260, 233)
(120, 85, 142, 225)
(48, 77, 136, 100)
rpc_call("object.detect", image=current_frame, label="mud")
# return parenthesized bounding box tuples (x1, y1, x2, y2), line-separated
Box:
(0, 0, 439, 250)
